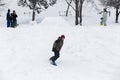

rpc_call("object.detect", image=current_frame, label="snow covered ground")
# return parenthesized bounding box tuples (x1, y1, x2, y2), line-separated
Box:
(0, 16, 120, 80)
(0, 0, 120, 80)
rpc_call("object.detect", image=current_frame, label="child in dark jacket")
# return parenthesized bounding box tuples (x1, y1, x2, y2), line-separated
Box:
(50, 35, 65, 65)
(11, 10, 18, 27)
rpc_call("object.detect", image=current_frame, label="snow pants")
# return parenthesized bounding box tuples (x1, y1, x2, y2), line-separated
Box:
(100, 17, 107, 26)
(103, 18, 107, 26)
(50, 50, 60, 62)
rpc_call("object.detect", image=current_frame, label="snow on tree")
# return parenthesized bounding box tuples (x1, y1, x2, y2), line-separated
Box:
(64, 0, 98, 25)
(75, 0, 98, 25)
(18, 0, 56, 21)
(0, 0, 5, 7)
(0, 0, 5, 14)
(49, 0, 57, 6)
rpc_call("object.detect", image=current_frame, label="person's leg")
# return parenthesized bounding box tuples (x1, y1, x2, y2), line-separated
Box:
(11, 20, 13, 27)
(100, 18, 103, 25)
(12, 21, 15, 27)
(7, 20, 10, 27)
(14, 21, 17, 27)
(103, 18, 107, 26)
(49, 56, 54, 60)
(52, 51, 59, 63)
(104, 20, 107, 26)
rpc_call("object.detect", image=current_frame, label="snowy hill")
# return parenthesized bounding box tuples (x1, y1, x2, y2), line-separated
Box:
(0, 16, 120, 80)
(0, 0, 120, 80)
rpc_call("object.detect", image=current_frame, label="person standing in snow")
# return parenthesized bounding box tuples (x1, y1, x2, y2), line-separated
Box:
(11, 10, 18, 27)
(100, 8, 110, 26)
(6, 9, 12, 28)
(50, 35, 65, 65)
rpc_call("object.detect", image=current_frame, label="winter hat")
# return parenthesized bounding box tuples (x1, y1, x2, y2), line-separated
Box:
(61, 35, 65, 39)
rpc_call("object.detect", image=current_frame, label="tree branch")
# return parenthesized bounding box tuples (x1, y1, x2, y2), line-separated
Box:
(65, 0, 75, 11)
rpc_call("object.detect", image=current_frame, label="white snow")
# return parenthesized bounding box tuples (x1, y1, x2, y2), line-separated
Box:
(0, 0, 120, 80)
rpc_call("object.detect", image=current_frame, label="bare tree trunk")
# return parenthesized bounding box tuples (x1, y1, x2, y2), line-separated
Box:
(66, 0, 72, 16)
(115, 7, 119, 23)
(65, 0, 76, 11)
(75, 0, 79, 25)
(79, 0, 83, 25)
(32, 10, 35, 21)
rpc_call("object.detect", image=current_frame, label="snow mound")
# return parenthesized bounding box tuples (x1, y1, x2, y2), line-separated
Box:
(40, 17, 71, 27)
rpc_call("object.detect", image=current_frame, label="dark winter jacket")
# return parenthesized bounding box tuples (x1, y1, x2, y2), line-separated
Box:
(6, 12, 11, 21)
(52, 37, 64, 52)
(11, 13, 17, 22)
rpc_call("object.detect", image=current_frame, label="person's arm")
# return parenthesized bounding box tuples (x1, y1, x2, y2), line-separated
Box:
(16, 14, 18, 18)
(52, 40, 57, 52)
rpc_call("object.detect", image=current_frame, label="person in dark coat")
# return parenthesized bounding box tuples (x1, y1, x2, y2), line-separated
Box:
(6, 9, 12, 28)
(11, 10, 18, 27)
(50, 35, 65, 65)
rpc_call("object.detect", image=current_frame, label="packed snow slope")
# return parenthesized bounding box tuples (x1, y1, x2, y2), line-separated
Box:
(0, 0, 120, 80)
(0, 17, 120, 80)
